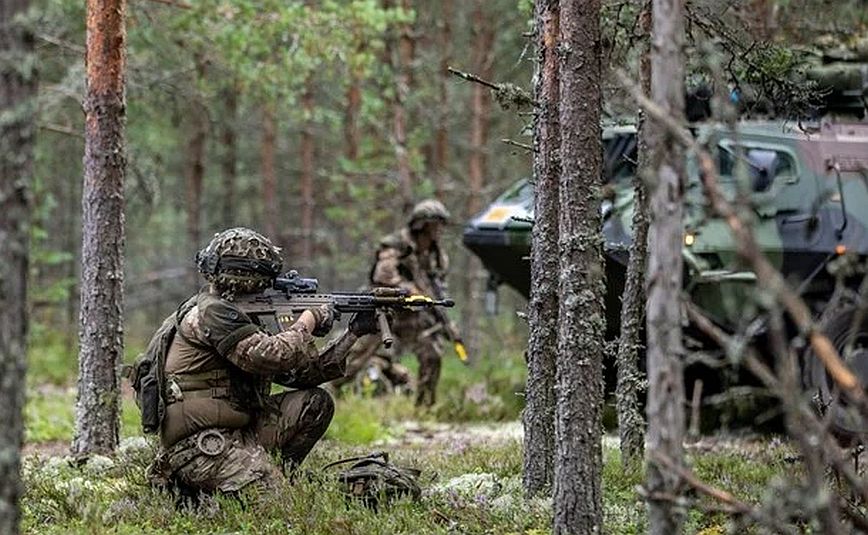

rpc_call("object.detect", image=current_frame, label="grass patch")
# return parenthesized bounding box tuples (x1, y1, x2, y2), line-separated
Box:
(325, 401, 390, 445)
(21, 435, 800, 535)
(385, 347, 527, 423)
(22, 439, 543, 535)
(27, 326, 78, 386)
(25, 389, 76, 443)
(25, 388, 144, 444)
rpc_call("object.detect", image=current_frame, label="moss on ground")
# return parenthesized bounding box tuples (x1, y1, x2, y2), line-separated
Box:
(22, 324, 797, 534)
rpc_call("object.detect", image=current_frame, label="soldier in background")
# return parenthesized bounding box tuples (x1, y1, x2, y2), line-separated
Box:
(331, 199, 460, 407)
(149, 227, 377, 494)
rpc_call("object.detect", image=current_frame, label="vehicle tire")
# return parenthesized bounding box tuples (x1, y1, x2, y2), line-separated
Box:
(803, 304, 868, 440)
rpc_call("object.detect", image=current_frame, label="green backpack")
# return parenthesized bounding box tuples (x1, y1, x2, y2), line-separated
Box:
(324, 452, 422, 509)
(123, 297, 196, 434)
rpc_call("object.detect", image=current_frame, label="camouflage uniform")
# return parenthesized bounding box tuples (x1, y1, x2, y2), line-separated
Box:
(333, 201, 452, 407)
(150, 228, 358, 493)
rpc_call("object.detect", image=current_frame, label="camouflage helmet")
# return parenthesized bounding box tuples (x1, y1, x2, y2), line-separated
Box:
(196, 227, 283, 295)
(408, 199, 450, 231)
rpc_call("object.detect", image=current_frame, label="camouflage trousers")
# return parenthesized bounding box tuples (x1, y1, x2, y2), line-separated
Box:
(150, 388, 334, 493)
(329, 311, 443, 407)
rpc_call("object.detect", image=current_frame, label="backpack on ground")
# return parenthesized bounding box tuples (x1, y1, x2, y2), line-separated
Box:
(323, 451, 421, 508)
(123, 297, 196, 434)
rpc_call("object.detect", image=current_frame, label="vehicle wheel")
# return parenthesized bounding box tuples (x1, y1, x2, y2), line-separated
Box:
(803, 304, 868, 440)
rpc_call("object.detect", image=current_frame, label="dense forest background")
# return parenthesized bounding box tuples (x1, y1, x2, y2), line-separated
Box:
(32, 0, 533, 352)
(31, 0, 868, 354)
(8, 0, 868, 533)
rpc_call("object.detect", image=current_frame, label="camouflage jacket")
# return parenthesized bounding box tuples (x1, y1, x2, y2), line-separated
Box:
(160, 289, 353, 447)
(369, 228, 449, 297)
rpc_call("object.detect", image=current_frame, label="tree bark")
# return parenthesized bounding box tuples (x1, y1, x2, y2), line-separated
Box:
(553, 1, 604, 533)
(523, 0, 560, 497)
(261, 103, 278, 243)
(432, 0, 452, 197)
(390, 0, 415, 214)
(615, 0, 651, 468)
(185, 98, 206, 281)
(344, 70, 361, 162)
(74, 0, 127, 456)
(0, 0, 35, 531)
(645, 0, 687, 532)
(221, 85, 238, 224)
(300, 81, 315, 267)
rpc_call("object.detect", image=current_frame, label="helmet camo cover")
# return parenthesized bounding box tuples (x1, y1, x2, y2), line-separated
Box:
(196, 227, 283, 295)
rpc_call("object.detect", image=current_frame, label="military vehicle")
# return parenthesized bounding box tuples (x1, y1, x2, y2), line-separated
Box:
(463, 117, 868, 433)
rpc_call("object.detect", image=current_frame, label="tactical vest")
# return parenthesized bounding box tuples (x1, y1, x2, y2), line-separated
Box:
(159, 291, 267, 447)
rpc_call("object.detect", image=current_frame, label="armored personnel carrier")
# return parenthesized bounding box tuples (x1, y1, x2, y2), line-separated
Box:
(463, 118, 868, 432)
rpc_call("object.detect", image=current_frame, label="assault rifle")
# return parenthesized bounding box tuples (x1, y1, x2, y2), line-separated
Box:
(235, 271, 454, 349)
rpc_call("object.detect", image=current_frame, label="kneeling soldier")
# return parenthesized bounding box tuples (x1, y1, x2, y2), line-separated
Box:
(149, 227, 376, 493)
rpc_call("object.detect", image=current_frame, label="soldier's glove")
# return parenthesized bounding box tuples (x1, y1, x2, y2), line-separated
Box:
(310, 304, 336, 337)
(349, 310, 379, 337)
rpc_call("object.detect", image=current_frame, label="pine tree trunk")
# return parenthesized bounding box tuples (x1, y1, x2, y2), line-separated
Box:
(261, 104, 278, 243)
(300, 82, 315, 268)
(0, 0, 35, 531)
(432, 0, 452, 197)
(646, 0, 687, 531)
(221, 85, 238, 225)
(391, 0, 415, 214)
(615, 1, 651, 468)
(553, 1, 604, 533)
(185, 99, 206, 280)
(461, 0, 495, 360)
(523, 0, 560, 497)
(344, 71, 361, 162)
(74, 0, 127, 456)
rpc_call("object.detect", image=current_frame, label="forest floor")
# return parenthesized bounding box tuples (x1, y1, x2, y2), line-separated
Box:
(20, 345, 806, 534)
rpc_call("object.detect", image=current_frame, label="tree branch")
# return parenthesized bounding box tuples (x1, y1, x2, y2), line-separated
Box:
(138, 0, 192, 9)
(501, 138, 533, 152)
(447, 66, 499, 90)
